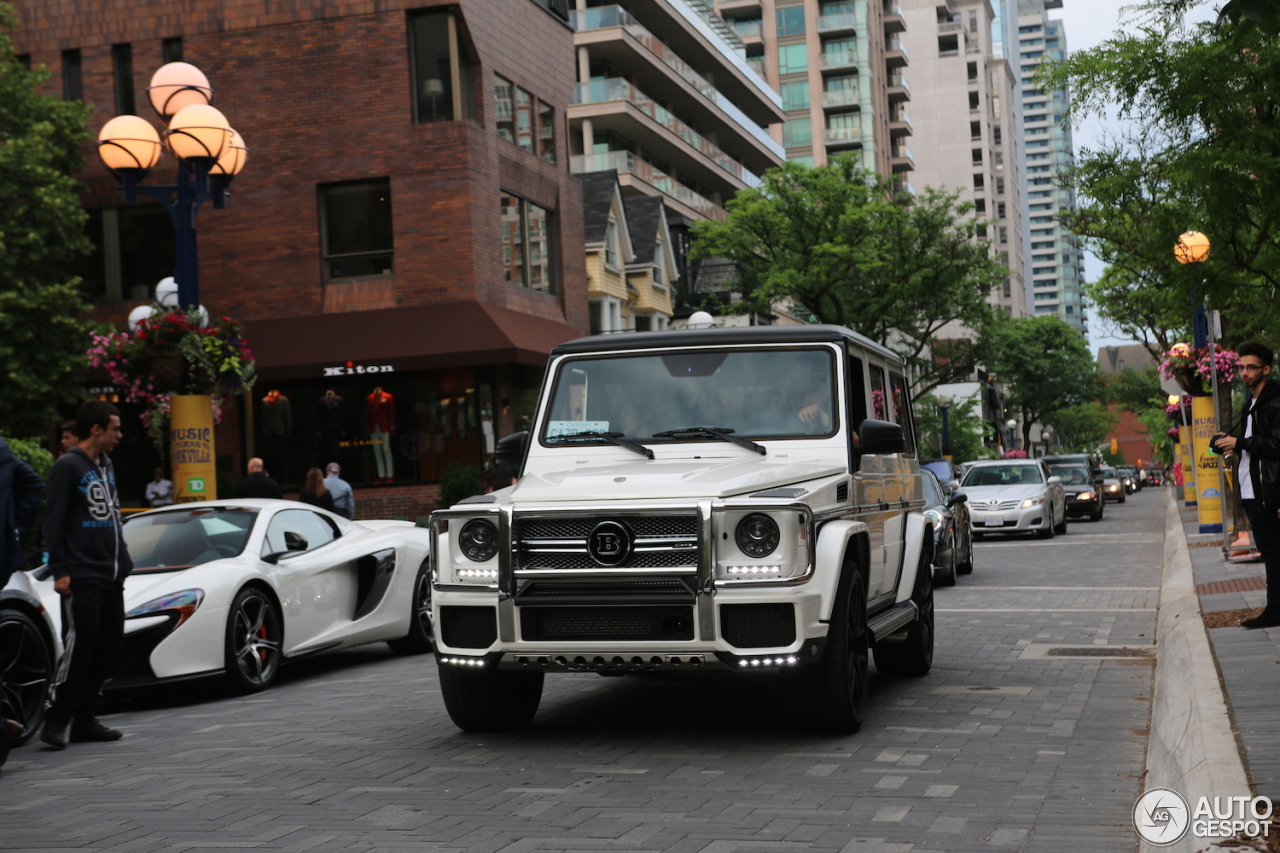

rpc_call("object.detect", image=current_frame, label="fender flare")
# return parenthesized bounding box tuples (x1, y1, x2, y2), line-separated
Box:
(814, 519, 871, 622)
(896, 512, 933, 604)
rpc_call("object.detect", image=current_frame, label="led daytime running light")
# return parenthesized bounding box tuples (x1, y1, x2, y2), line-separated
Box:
(125, 588, 204, 629)
(457, 568, 499, 579)
(726, 565, 783, 575)
(440, 656, 487, 667)
(737, 656, 799, 667)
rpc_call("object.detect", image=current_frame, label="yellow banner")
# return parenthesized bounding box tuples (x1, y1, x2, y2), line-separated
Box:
(1179, 424, 1195, 505)
(170, 395, 217, 503)
(1191, 396, 1222, 533)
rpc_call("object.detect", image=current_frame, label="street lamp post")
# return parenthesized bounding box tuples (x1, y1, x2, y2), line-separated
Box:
(96, 62, 248, 311)
(1174, 230, 1211, 349)
(937, 395, 952, 459)
(1040, 425, 1053, 456)
(1006, 417, 1018, 451)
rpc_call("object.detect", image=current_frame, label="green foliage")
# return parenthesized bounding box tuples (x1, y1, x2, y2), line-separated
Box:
(1136, 406, 1176, 466)
(0, 4, 95, 437)
(979, 315, 1098, 448)
(3, 436, 53, 480)
(438, 463, 483, 509)
(913, 394, 988, 463)
(690, 155, 1007, 399)
(1101, 367, 1165, 414)
(1045, 403, 1120, 452)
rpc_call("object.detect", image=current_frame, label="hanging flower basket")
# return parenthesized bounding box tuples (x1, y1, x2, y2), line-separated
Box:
(146, 352, 187, 392)
(1159, 343, 1237, 396)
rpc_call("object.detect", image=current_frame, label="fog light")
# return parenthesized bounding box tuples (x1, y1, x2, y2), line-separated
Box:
(737, 656, 799, 668)
(440, 656, 487, 667)
(457, 568, 499, 579)
(726, 565, 783, 575)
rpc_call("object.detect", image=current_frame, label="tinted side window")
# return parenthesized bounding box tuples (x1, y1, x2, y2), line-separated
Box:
(869, 364, 888, 420)
(847, 353, 867, 424)
(263, 509, 338, 555)
(889, 372, 915, 454)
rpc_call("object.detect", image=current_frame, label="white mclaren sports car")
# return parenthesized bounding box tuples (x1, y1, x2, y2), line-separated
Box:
(35, 499, 434, 693)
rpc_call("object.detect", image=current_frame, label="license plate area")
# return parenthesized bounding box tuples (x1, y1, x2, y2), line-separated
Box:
(984, 516, 1004, 527)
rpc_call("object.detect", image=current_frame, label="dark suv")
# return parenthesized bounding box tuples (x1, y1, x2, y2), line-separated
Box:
(920, 458, 962, 494)
(1047, 464, 1104, 522)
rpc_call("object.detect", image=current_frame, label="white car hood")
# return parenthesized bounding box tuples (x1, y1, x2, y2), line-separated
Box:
(960, 485, 1048, 503)
(515, 456, 845, 502)
(122, 559, 239, 607)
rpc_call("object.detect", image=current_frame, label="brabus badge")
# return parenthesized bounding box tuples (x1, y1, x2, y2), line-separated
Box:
(588, 520, 632, 567)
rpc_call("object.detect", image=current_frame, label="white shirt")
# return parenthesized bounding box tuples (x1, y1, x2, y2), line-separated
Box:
(1241, 399, 1256, 500)
(145, 478, 174, 507)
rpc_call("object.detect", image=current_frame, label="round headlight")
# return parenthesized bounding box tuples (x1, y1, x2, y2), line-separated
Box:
(736, 513, 780, 558)
(459, 519, 499, 562)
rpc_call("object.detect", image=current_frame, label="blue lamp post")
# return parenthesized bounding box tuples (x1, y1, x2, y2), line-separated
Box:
(95, 62, 248, 312)
(937, 395, 952, 459)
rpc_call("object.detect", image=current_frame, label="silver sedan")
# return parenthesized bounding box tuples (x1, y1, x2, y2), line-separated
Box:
(959, 459, 1068, 539)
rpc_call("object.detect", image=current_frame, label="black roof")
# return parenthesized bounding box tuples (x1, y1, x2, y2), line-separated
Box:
(579, 171, 620, 244)
(551, 325, 905, 363)
(623, 196, 664, 265)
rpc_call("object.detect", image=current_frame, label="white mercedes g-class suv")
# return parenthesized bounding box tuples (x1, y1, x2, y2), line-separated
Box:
(429, 325, 934, 733)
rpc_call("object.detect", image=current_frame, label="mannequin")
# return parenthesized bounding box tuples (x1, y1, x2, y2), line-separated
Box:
(261, 389, 292, 483)
(365, 387, 396, 483)
(317, 389, 345, 470)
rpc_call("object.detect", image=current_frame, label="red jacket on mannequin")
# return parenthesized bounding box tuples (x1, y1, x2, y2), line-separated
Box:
(365, 389, 396, 434)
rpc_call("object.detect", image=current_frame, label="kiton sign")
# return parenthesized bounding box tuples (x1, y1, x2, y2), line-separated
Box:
(324, 362, 395, 377)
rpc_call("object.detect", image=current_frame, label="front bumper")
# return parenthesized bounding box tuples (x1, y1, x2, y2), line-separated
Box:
(967, 504, 1051, 533)
(1102, 484, 1125, 502)
(1064, 494, 1102, 516)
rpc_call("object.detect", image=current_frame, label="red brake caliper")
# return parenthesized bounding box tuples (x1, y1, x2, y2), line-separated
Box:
(257, 622, 269, 663)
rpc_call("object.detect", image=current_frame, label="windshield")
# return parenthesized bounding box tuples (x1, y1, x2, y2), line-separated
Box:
(921, 472, 944, 506)
(124, 508, 258, 571)
(1049, 466, 1093, 486)
(542, 347, 837, 442)
(921, 460, 955, 481)
(1101, 467, 1118, 478)
(961, 464, 1045, 487)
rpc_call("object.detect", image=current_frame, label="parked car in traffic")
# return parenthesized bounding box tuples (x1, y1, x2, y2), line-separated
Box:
(1, 568, 61, 744)
(1115, 467, 1137, 494)
(1118, 466, 1142, 492)
(922, 470, 972, 586)
(959, 459, 1068, 539)
(920, 458, 962, 495)
(1099, 466, 1127, 503)
(1047, 463, 1105, 522)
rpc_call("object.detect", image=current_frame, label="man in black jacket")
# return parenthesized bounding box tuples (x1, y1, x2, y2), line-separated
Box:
(0, 438, 43, 772)
(40, 401, 133, 747)
(233, 457, 283, 499)
(1214, 342, 1280, 628)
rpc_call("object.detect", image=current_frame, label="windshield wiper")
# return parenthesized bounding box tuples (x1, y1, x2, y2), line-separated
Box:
(547, 431, 654, 459)
(652, 427, 766, 456)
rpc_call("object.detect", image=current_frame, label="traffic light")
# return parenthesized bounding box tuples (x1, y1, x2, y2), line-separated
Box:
(1110, 438, 1119, 454)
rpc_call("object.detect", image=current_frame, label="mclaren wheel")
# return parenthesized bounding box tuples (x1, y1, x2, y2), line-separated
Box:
(225, 587, 283, 694)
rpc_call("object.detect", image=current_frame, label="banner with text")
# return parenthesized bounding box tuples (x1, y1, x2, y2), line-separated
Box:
(1191, 396, 1222, 533)
(171, 394, 217, 503)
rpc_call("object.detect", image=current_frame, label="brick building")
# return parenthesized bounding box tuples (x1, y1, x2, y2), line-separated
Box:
(10, 0, 587, 518)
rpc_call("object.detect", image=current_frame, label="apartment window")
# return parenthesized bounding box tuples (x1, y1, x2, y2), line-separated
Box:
(593, 129, 631, 154)
(514, 87, 533, 151)
(776, 6, 807, 36)
(997, 201, 1006, 218)
(938, 34, 959, 54)
(61, 49, 83, 100)
(968, 91, 980, 110)
(502, 193, 556, 293)
(974, 199, 986, 214)
(993, 126, 1002, 144)
(783, 117, 812, 147)
(495, 76, 514, 142)
(410, 8, 475, 123)
(825, 37, 855, 56)
(972, 147, 983, 164)
(78, 205, 176, 303)
(778, 44, 809, 74)
(781, 81, 810, 111)
(320, 180, 394, 282)
(826, 73, 857, 92)
(973, 173, 984, 190)
(604, 218, 620, 268)
(968, 11, 978, 32)
(995, 177, 1005, 193)
(998, 226, 1008, 243)
(967, 61, 978, 80)
(538, 100, 555, 163)
(1019, 25, 1042, 33)
(970, 121, 981, 139)
(653, 238, 666, 286)
(112, 44, 136, 115)
(162, 37, 183, 63)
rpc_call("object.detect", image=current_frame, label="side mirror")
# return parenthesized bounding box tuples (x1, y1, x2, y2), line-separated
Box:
(495, 430, 530, 475)
(284, 531, 309, 552)
(1047, 476, 1062, 485)
(857, 419, 905, 454)
(948, 491, 968, 506)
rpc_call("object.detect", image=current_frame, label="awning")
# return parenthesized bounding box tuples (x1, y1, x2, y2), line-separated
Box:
(243, 302, 583, 380)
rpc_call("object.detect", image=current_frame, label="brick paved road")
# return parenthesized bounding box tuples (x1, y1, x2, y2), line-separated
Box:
(1, 491, 1167, 852)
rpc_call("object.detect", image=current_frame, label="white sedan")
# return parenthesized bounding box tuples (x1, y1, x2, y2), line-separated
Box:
(35, 499, 433, 694)
(959, 459, 1068, 539)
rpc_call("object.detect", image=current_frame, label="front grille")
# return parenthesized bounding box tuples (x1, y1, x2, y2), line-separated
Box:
(440, 606, 498, 649)
(523, 549, 696, 570)
(518, 515, 696, 540)
(520, 606, 695, 641)
(518, 579, 693, 600)
(515, 513, 699, 573)
(721, 604, 796, 648)
(975, 500, 1021, 511)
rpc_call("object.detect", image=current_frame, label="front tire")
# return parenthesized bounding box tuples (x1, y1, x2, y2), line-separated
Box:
(784, 562, 868, 734)
(439, 663, 543, 732)
(934, 534, 957, 587)
(0, 608, 53, 744)
(225, 587, 283, 694)
(874, 546, 935, 678)
(1053, 505, 1068, 536)
(388, 561, 434, 655)
(956, 530, 974, 576)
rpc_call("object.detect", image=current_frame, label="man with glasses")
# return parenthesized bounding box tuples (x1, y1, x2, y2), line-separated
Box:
(1213, 343, 1280, 628)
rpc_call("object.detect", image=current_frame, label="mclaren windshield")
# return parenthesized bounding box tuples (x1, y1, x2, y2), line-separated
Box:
(541, 347, 838, 444)
(123, 507, 258, 571)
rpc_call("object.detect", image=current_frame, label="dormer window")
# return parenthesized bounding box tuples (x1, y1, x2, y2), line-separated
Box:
(653, 238, 666, 286)
(605, 218, 620, 268)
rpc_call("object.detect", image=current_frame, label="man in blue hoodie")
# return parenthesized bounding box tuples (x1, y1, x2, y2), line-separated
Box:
(0, 437, 44, 772)
(40, 401, 133, 748)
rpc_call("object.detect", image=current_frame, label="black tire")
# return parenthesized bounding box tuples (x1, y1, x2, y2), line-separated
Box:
(225, 587, 283, 694)
(1053, 505, 1068, 536)
(956, 531, 974, 576)
(0, 608, 54, 745)
(934, 534, 957, 587)
(438, 663, 544, 732)
(784, 561, 868, 734)
(874, 546, 935, 678)
(387, 561, 434, 655)
(1038, 516, 1055, 539)
(1119, 495, 1126, 503)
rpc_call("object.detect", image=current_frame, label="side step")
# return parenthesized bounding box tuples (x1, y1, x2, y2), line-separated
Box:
(867, 601, 918, 644)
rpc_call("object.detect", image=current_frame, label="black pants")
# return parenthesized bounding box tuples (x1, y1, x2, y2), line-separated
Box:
(48, 580, 124, 720)
(1243, 500, 1280, 607)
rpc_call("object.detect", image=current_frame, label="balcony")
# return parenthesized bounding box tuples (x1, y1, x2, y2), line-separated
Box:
(817, 13, 856, 34)
(727, 19, 762, 39)
(882, 2, 905, 33)
(573, 6, 784, 162)
(884, 37, 907, 68)
(821, 88, 859, 108)
(570, 150, 726, 220)
(746, 56, 765, 76)
(824, 125, 862, 148)
(888, 109, 912, 137)
(572, 79, 761, 187)
(819, 50, 859, 71)
(887, 73, 910, 102)
(890, 144, 914, 172)
(938, 21, 964, 33)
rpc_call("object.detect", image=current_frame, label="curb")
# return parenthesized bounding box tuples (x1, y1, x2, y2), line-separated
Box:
(1141, 490, 1250, 852)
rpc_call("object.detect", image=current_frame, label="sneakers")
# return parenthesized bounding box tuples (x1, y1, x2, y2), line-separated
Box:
(70, 718, 123, 742)
(1, 718, 21, 774)
(1242, 606, 1280, 629)
(40, 715, 71, 749)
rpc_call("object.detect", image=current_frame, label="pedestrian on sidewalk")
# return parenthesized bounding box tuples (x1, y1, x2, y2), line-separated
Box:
(1213, 342, 1280, 629)
(234, 457, 283, 499)
(0, 437, 45, 773)
(324, 463, 354, 519)
(40, 400, 134, 748)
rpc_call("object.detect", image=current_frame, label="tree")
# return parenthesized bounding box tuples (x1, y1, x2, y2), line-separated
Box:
(913, 394, 989, 463)
(0, 3, 95, 437)
(1045, 403, 1120, 451)
(1101, 367, 1165, 414)
(979, 316, 1098, 448)
(690, 156, 1008, 400)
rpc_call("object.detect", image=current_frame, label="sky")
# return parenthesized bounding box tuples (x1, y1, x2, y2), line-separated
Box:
(1054, 0, 1218, 350)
